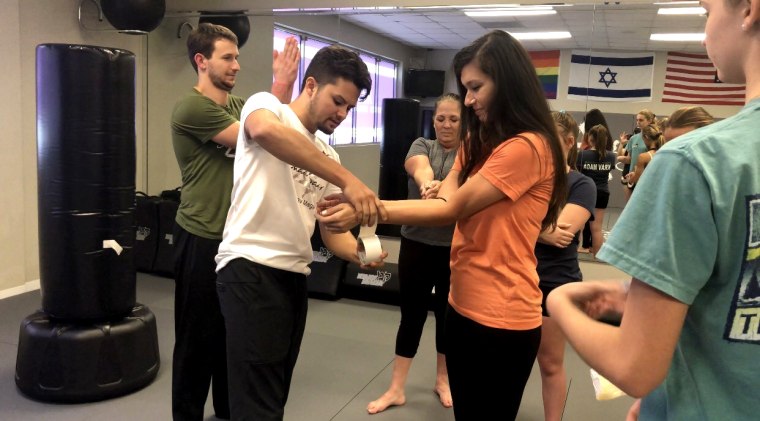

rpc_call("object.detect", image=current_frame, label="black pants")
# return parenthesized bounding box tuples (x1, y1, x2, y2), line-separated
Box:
(172, 224, 229, 421)
(216, 258, 308, 421)
(396, 236, 450, 357)
(445, 306, 541, 420)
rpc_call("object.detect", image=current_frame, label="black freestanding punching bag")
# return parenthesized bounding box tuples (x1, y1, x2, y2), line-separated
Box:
(376, 98, 420, 237)
(15, 44, 159, 403)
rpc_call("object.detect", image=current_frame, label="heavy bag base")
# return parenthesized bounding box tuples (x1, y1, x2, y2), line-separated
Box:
(307, 253, 347, 300)
(15, 304, 160, 403)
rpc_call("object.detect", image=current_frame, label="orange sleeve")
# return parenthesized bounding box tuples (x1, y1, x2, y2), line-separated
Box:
(479, 133, 548, 202)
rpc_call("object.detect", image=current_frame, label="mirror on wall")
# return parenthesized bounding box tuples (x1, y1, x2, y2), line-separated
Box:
(269, 3, 716, 250)
(146, 2, 726, 262)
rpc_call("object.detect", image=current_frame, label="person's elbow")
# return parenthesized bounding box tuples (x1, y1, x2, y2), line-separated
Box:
(246, 114, 277, 145)
(612, 357, 670, 398)
(438, 202, 465, 225)
(618, 375, 665, 399)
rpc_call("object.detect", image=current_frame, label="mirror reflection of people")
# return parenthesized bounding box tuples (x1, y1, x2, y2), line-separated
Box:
(320, 30, 568, 420)
(214, 45, 387, 420)
(170, 23, 298, 421)
(576, 124, 616, 256)
(579, 108, 610, 151)
(548, 0, 760, 419)
(367, 93, 462, 415)
(624, 124, 665, 187)
(617, 109, 654, 202)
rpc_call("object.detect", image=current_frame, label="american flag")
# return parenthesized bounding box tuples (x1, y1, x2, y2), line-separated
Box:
(662, 52, 745, 106)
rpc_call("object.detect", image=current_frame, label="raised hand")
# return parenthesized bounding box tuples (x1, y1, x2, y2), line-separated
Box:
(272, 36, 299, 102)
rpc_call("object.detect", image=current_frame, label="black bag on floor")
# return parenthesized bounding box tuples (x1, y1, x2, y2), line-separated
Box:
(306, 227, 347, 299)
(150, 188, 180, 276)
(134, 192, 159, 273)
(133, 188, 180, 277)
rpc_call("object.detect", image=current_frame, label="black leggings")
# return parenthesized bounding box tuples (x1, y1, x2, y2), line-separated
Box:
(582, 189, 610, 248)
(395, 236, 451, 357)
(445, 306, 541, 420)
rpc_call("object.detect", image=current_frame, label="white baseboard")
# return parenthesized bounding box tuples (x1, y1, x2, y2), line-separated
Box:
(0, 279, 41, 300)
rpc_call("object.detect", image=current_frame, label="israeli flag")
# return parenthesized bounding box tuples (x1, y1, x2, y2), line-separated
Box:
(567, 50, 654, 102)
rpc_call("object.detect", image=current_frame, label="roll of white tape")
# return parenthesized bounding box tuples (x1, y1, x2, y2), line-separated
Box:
(358, 235, 383, 265)
(357, 224, 382, 265)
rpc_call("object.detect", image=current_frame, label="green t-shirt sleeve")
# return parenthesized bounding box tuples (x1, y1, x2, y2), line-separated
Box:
(597, 150, 718, 305)
(171, 93, 239, 144)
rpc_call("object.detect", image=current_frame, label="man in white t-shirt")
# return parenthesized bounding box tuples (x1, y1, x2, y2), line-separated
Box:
(215, 45, 386, 421)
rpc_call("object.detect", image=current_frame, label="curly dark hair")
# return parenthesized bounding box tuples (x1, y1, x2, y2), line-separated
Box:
(301, 45, 372, 101)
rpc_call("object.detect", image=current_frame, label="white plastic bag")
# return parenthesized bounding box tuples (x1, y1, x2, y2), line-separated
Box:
(590, 368, 627, 400)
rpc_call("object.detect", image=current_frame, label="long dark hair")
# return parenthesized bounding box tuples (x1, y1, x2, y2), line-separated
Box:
(584, 109, 612, 150)
(452, 30, 566, 231)
(588, 124, 612, 161)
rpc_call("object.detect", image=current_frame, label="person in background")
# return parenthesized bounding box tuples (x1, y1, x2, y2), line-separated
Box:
(625, 124, 665, 187)
(536, 111, 596, 421)
(548, 0, 760, 419)
(576, 124, 616, 256)
(663, 106, 715, 142)
(170, 23, 299, 421)
(319, 30, 567, 420)
(367, 93, 462, 415)
(579, 108, 610, 151)
(616, 109, 654, 202)
(215, 44, 386, 421)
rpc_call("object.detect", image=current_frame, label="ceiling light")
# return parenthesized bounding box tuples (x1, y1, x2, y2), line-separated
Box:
(657, 7, 706, 15)
(650, 33, 705, 41)
(466, 9, 557, 17)
(507, 31, 572, 40)
(653, 1, 699, 4)
(406, 4, 505, 10)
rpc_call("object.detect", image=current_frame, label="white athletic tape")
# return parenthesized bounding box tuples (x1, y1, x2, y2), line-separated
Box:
(102, 239, 123, 256)
(357, 224, 383, 265)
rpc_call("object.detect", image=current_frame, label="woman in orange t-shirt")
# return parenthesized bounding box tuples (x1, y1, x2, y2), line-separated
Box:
(320, 30, 567, 420)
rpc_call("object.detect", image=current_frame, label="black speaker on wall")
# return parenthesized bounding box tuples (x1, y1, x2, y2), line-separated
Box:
(377, 98, 420, 237)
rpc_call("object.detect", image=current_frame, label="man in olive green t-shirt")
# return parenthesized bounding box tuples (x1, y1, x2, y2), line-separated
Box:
(169, 23, 298, 421)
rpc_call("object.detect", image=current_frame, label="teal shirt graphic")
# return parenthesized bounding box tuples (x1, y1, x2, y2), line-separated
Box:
(598, 98, 760, 420)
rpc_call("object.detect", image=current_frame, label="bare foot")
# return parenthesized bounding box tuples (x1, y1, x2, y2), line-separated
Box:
(434, 382, 453, 408)
(367, 390, 406, 414)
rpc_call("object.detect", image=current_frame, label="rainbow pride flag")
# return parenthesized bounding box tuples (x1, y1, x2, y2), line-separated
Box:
(529, 50, 560, 100)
